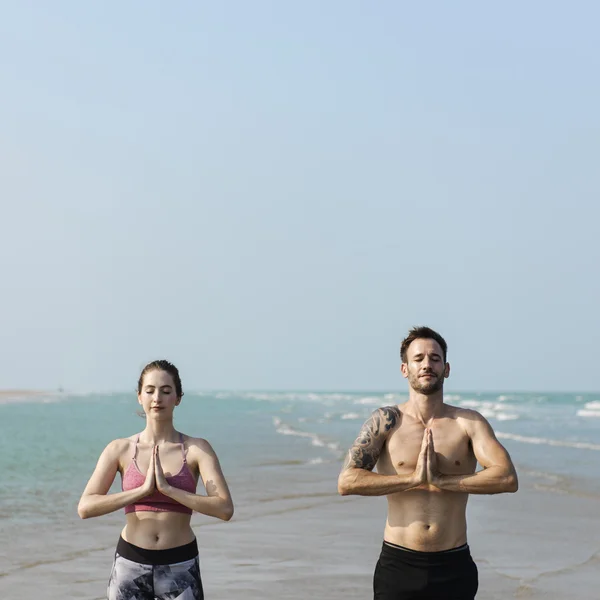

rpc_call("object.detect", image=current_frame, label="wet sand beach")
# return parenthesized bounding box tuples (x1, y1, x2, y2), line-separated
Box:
(1, 461, 598, 600)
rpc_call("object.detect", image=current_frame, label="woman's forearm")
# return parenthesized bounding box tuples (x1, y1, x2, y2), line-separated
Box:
(161, 486, 234, 521)
(78, 487, 148, 519)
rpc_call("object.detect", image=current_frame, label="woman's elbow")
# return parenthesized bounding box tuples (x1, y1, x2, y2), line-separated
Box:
(77, 501, 91, 519)
(219, 501, 234, 521)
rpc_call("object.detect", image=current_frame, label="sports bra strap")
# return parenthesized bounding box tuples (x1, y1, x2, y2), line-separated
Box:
(179, 433, 187, 462)
(132, 434, 140, 460)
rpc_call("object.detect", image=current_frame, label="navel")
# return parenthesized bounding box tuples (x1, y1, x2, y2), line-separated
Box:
(455, 460, 461, 466)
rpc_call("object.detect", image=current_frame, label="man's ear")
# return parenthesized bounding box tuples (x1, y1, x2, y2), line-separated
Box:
(400, 363, 408, 379)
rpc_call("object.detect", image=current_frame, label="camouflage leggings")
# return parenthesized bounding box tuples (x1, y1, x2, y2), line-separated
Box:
(107, 537, 204, 600)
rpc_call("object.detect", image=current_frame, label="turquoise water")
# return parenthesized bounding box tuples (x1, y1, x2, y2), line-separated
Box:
(1, 390, 599, 530)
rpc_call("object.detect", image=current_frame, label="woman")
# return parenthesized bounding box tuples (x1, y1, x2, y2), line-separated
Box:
(78, 360, 233, 600)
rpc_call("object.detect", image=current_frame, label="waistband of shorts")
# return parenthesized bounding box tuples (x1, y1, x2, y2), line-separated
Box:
(117, 536, 198, 565)
(381, 541, 471, 565)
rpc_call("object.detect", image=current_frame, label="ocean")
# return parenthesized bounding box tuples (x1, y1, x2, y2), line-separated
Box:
(1, 390, 599, 599)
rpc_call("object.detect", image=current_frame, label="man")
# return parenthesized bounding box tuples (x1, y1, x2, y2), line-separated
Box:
(338, 326, 518, 600)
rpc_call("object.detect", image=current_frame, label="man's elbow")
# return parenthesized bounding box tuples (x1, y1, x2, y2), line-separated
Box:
(338, 481, 350, 496)
(504, 472, 518, 493)
(337, 471, 357, 496)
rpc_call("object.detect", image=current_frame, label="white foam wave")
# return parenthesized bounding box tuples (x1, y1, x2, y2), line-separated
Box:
(458, 400, 481, 407)
(583, 401, 600, 410)
(496, 413, 519, 421)
(479, 408, 496, 419)
(384, 393, 406, 402)
(444, 394, 462, 401)
(353, 397, 381, 406)
(497, 432, 600, 451)
(577, 410, 600, 418)
(458, 400, 520, 421)
(341, 412, 362, 420)
(272, 417, 341, 457)
(246, 392, 356, 403)
(576, 401, 600, 418)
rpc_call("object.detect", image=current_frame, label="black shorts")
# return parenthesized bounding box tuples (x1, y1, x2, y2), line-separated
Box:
(373, 541, 478, 600)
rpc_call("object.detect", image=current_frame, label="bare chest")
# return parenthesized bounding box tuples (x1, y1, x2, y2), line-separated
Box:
(378, 420, 476, 475)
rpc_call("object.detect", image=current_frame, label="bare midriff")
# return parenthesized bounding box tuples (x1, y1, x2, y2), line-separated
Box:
(122, 511, 195, 549)
(383, 488, 469, 551)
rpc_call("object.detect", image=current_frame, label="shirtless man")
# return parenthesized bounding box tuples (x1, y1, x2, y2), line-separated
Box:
(338, 326, 518, 600)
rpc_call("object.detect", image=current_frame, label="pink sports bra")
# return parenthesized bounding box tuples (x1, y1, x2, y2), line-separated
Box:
(122, 433, 197, 515)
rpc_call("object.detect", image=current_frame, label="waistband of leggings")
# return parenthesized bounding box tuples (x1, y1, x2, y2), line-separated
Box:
(117, 536, 198, 565)
(381, 540, 471, 565)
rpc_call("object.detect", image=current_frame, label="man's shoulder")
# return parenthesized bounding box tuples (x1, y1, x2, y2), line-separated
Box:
(445, 405, 493, 434)
(369, 405, 402, 432)
(377, 404, 403, 418)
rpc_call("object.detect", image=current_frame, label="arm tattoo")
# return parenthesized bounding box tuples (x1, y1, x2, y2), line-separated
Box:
(343, 406, 400, 471)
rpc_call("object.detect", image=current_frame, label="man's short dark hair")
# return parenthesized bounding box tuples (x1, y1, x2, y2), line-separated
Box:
(400, 326, 448, 363)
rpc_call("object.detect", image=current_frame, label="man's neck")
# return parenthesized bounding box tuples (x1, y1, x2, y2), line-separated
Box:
(406, 390, 445, 426)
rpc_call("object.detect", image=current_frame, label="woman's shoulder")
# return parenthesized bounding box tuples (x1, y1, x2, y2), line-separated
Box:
(181, 435, 216, 456)
(102, 436, 137, 458)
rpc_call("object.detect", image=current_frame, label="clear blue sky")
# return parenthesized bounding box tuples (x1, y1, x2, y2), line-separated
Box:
(1, 2, 599, 392)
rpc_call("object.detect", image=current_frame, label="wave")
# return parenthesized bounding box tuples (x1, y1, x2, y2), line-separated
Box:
(444, 394, 463, 402)
(577, 410, 600, 418)
(272, 417, 341, 456)
(458, 400, 520, 422)
(244, 392, 357, 403)
(353, 397, 382, 405)
(496, 413, 519, 421)
(497, 431, 600, 451)
(340, 412, 362, 420)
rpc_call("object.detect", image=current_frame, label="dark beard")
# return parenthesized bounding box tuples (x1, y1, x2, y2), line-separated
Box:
(408, 372, 444, 395)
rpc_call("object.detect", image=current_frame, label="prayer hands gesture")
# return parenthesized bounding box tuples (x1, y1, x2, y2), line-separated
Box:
(154, 446, 171, 494)
(140, 446, 157, 495)
(412, 429, 443, 488)
(139, 446, 171, 496)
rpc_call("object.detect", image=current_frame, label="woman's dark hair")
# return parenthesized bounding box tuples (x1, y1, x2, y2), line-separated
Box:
(137, 359, 184, 398)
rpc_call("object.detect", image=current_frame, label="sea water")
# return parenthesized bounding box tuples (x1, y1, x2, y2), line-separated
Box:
(1, 389, 599, 583)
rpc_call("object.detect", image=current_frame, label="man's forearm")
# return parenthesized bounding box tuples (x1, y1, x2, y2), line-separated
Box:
(434, 466, 518, 494)
(338, 468, 418, 496)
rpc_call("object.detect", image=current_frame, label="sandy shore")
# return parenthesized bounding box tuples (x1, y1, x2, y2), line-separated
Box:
(0, 389, 54, 404)
(0, 390, 49, 397)
(1, 462, 598, 600)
